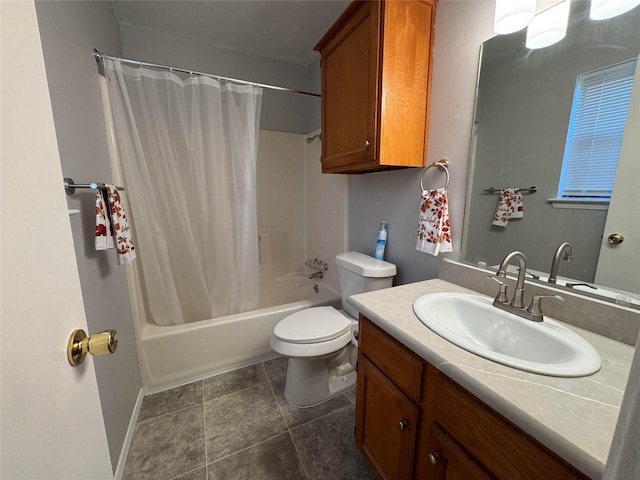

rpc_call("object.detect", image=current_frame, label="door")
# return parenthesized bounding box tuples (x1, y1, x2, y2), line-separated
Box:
(595, 55, 640, 294)
(1, 2, 112, 478)
(355, 356, 419, 480)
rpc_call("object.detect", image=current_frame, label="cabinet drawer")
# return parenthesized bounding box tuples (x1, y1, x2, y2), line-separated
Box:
(360, 317, 423, 403)
(433, 374, 587, 480)
(427, 423, 494, 480)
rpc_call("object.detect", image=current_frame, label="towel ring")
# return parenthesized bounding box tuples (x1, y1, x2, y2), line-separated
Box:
(420, 160, 450, 191)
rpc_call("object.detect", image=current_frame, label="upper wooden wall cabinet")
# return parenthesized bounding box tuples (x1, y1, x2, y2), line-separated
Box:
(314, 0, 437, 174)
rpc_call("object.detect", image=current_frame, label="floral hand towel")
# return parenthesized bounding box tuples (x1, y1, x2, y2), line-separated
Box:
(95, 185, 136, 265)
(96, 190, 114, 250)
(417, 188, 452, 256)
(492, 188, 523, 227)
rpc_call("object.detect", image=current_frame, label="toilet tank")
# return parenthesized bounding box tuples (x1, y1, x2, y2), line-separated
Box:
(335, 252, 397, 318)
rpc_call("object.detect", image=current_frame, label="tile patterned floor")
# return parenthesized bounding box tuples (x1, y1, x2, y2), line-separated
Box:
(123, 358, 375, 480)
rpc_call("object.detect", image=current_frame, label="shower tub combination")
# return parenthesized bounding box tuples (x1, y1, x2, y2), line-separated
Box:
(136, 273, 340, 389)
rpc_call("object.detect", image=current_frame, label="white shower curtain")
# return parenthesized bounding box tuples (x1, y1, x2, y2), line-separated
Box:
(103, 59, 262, 325)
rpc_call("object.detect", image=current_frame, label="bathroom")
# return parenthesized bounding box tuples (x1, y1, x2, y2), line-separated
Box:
(2, 0, 640, 479)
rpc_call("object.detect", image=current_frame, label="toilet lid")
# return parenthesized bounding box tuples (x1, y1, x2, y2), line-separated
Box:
(273, 306, 351, 344)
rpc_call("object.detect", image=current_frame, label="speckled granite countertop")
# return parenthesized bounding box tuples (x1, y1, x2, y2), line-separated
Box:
(348, 279, 634, 480)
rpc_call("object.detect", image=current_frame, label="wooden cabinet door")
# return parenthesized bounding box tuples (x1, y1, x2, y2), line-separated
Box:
(425, 423, 494, 480)
(318, 1, 380, 172)
(378, 0, 435, 169)
(356, 356, 419, 480)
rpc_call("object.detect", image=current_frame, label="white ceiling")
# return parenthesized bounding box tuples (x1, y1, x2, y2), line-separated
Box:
(112, 0, 351, 64)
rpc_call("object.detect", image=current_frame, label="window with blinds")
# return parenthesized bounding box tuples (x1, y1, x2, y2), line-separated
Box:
(557, 58, 637, 200)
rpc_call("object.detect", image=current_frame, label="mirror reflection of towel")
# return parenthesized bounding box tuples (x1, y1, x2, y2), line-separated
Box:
(492, 188, 523, 227)
(417, 188, 452, 256)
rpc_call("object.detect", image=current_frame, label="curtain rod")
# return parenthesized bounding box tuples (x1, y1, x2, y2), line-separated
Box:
(93, 49, 321, 98)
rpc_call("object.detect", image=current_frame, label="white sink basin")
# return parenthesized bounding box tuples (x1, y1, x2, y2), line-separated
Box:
(412, 292, 601, 377)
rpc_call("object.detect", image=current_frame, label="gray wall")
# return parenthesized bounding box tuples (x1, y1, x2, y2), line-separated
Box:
(119, 23, 320, 134)
(34, 1, 140, 472)
(348, 1, 497, 285)
(464, 1, 640, 282)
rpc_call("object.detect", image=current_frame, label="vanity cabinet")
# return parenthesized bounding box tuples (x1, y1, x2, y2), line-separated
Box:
(355, 316, 589, 480)
(313, 0, 436, 174)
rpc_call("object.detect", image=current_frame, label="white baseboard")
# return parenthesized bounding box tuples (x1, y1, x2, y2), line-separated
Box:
(113, 388, 145, 480)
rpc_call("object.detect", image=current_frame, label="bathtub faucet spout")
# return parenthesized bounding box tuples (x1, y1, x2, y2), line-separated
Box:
(308, 271, 323, 280)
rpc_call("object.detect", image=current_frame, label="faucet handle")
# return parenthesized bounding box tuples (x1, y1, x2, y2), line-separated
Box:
(487, 276, 509, 303)
(526, 294, 565, 322)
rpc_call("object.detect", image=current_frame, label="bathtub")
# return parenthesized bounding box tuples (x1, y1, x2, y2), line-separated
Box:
(136, 276, 341, 390)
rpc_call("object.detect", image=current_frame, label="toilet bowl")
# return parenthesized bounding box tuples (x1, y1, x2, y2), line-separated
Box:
(270, 252, 396, 407)
(270, 306, 358, 407)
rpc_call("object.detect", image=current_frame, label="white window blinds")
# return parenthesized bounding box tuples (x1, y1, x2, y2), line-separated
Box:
(558, 58, 637, 198)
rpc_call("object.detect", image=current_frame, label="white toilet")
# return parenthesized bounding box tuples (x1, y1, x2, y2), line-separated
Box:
(270, 251, 397, 407)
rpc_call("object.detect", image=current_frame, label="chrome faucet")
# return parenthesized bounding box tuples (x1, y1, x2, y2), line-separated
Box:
(308, 271, 323, 280)
(495, 250, 527, 308)
(491, 250, 565, 322)
(548, 242, 573, 284)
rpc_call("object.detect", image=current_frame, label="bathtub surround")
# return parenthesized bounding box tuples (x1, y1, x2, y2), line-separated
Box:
(257, 131, 307, 293)
(122, 358, 373, 480)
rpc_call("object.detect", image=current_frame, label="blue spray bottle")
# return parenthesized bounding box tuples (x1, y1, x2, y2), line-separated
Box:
(374, 221, 388, 260)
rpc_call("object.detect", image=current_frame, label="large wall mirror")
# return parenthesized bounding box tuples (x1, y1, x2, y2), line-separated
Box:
(462, 1, 640, 307)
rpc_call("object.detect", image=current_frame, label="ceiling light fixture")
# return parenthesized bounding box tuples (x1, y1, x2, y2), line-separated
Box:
(526, 0, 571, 49)
(589, 0, 640, 20)
(493, 0, 537, 34)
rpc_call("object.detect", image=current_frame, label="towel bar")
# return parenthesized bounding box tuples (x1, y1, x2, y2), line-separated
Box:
(64, 177, 125, 195)
(483, 186, 537, 194)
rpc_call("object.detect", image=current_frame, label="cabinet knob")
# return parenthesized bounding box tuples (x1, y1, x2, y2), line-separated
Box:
(396, 420, 407, 432)
(427, 451, 440, 466)
(363, 139, 370, 148)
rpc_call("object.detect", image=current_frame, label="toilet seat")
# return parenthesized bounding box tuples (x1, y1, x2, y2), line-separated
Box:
(273, 306, 351, 344)
(270, 306, 353, 358)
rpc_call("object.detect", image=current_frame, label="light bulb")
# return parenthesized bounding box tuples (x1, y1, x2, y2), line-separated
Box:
(590, 0, 640, 20)
(494, 0, 537, 34)
(526, 0, 571, 49)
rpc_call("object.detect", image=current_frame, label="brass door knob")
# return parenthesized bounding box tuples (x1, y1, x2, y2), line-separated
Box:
(67, 329, 118, 366)
(427, 451, 440, 466)
(397, 420, 408, 432)
(607, 233, 624, 245)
